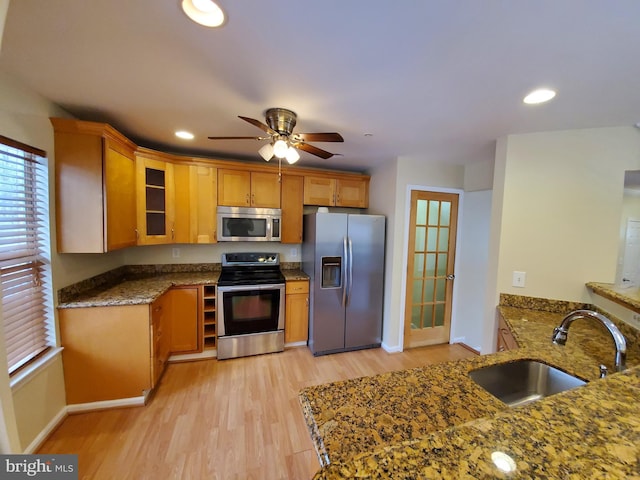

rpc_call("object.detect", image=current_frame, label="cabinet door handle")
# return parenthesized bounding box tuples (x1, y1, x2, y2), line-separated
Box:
(135, 229, 139, 241)
(246, 193, 250, 205)
(171, 228, 175, 241)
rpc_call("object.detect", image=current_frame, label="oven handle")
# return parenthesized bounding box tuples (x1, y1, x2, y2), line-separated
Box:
(217, 283, 285, 293)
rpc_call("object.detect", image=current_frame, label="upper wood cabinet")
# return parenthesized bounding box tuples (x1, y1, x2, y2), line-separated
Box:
(218, 169, 281, 208)
(52, 118, 138, 253)
(136, 156, 175, 245)
(303, 175, 369, 208)
(189, 165, 218, 243)
(281, 174, 304, 243)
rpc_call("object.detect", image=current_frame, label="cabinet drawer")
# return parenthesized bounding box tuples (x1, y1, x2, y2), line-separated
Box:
(286, 280, 309, 294)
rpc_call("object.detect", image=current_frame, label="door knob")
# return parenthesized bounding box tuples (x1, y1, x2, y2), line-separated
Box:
(446, 274, 455, 280)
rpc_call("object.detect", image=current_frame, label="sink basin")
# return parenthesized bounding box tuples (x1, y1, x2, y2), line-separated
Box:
(469, 360, 586, 407)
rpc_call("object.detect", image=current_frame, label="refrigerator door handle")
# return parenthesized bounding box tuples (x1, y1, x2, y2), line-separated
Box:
(342, 236, 348, 307)
(347, 236, 353, 306)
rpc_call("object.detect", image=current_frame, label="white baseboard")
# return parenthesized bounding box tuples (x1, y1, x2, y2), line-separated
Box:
(381, 342, 403, 353)
(285, 341, 307, 348)
(169, 349, 217, 362)
(23, 407, 67, 454)
(451, 336, 466, 344)
(66, 395, 147, 414)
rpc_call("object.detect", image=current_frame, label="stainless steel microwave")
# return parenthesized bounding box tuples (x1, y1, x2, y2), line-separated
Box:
(217, 206, 281, 242)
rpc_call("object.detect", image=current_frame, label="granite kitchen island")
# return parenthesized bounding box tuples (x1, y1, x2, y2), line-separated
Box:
(299, 295, 640, 479)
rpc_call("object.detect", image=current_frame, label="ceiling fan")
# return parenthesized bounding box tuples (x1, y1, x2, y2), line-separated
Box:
(208, 108, 344, 164)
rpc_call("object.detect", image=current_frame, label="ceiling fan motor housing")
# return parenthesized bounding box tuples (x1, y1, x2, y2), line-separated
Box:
(266, 108, 297, 136)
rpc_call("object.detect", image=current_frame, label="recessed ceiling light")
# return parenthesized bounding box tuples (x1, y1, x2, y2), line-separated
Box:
(175, 130, 195, 140)
(523, 88, 556, 105)
(181, 0, 226, 28)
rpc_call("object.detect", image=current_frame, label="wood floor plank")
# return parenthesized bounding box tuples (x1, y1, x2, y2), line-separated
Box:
(38, 344, 476, 479)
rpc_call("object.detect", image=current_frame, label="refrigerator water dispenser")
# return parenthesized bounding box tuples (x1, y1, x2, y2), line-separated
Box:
(321, 257, 342, 288)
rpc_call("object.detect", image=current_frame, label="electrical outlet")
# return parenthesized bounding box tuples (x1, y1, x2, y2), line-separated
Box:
(632, 314, 640, 328)
(290, 248, 297, 258)
(512, 271, 526, 288)
(172, 248, 180, 258)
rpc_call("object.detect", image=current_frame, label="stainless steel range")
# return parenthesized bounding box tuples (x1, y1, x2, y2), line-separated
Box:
(216, 252, 285, 360)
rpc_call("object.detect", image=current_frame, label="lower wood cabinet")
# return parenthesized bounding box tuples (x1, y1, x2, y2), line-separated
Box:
(497, 315, 518, 352)
(59, 286, 201, 405)
(167, 286, 200, 354)
(285, 280, 309, 344)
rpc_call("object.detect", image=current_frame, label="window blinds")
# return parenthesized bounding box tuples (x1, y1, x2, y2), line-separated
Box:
(0, 135, 54, 374)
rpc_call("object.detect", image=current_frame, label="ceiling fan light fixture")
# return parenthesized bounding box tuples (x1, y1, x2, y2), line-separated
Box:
(273, 139, 289, 159)
(258, 143, 274, 161)
(181, 0, 226, 27)
(285, 146, 300, 164)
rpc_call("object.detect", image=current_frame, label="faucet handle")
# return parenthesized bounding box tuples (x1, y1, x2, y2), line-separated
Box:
(599, 364, 608, 378)
(552, 326, 568, 345)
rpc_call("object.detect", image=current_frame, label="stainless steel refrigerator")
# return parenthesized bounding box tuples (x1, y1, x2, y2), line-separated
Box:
(302, 213, 385, 356)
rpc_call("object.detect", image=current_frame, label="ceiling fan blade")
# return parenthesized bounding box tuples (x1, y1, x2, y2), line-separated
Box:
(238, 116, 276, 135)
(295, 142, 334, 159)
(294, 132, 344, 142)
(207, 136, 265, 140)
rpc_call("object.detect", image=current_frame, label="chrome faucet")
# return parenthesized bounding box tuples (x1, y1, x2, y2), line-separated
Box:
(551, 309, 627, 375)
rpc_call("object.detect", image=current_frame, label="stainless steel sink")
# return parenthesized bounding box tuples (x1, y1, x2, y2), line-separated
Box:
(469, 360, 586, 407)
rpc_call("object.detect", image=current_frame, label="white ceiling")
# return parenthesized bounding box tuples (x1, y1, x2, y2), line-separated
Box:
(1, 0, 639, 172)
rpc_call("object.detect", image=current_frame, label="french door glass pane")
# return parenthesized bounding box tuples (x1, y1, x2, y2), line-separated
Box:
(416, 200, 427, 225)
(423, 279, 435, 302)
(412, 280, 423, 303)
(411, 306, 421, 329)
(426, 254, 436, 277)
(438, 227, 449, 252)
(435, 278, 446, 302)
(414, 253, 425, 276)
(440, 202, 451, 226)
(434, 304, 445, 327)
(427, 227, 438, 251)
(437, 253, 447, 276)
(415, 226, 426, 251)
(428, 201, 440, 226)
(422, 306, 433, 328)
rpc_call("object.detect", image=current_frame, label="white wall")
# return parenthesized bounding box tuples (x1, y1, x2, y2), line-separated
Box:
(368, 158, 399, 351)
(483, 126, 640, 352)
(451, 189, 492, 351)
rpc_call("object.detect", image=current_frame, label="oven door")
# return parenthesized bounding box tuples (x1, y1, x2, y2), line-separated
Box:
(218, 284, 285, 337)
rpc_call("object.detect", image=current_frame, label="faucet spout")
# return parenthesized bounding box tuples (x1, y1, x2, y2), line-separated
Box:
(551, 309, 627, 373)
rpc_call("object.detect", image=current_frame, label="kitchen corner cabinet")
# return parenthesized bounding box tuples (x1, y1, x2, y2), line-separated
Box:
(303, 175, 369, 208)
(136, 156, 176, 245)
(52, 118, 137, 253)
(285, 280, 309, 344)
(497, 315, 518, 352)
(218, 169, 281, 208)
(167, 286, 200, 354)
(281, 174, 304, 243)
(59, 287, 201, 405)
(59, 304, 156, 404)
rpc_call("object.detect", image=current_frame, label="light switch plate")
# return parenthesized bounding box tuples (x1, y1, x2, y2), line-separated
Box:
(512, 271, 526, 288)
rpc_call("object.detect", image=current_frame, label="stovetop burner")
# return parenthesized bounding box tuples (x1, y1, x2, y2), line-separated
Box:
(218, 252, 285, 286)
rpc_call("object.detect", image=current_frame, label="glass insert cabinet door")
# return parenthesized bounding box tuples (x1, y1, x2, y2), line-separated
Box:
(404, 190, 459, 348)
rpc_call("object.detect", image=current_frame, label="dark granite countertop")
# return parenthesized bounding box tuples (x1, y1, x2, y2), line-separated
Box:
(282, 268, 309, 281)
(58, 272, 220, 308)
(301, 299, 640, 479)
(588, 281, 640, 313)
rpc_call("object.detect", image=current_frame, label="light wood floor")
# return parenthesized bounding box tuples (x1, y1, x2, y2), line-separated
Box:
(39, 344, 476, 480)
